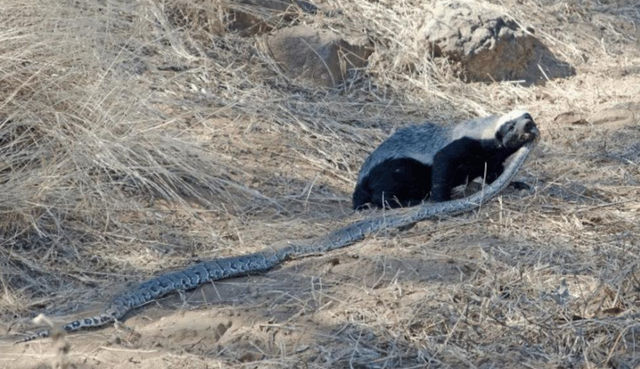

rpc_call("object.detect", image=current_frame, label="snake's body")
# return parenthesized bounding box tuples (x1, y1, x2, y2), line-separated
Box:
(17, 142, 536, 343)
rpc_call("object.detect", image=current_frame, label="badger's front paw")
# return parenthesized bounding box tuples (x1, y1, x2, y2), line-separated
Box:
(509, 181, 531, 191)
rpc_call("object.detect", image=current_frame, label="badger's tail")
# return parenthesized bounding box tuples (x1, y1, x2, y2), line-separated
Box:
(352, 183, 372, 210)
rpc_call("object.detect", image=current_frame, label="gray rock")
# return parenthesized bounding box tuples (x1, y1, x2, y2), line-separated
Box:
(421, 0, 574, 84)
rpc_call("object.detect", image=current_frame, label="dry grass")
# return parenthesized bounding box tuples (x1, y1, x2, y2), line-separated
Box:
(0, 0, 639, 367)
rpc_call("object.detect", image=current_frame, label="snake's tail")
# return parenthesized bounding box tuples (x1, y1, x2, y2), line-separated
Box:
(15, 310, 117, 344)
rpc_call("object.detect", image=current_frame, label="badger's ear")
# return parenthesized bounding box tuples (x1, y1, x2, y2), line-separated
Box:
(495, 130, 503, 144)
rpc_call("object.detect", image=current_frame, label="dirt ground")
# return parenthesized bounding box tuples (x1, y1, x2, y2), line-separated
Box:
(1, 0, 640, 368)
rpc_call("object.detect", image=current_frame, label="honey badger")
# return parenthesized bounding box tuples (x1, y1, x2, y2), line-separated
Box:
(353, 110, 539, 209)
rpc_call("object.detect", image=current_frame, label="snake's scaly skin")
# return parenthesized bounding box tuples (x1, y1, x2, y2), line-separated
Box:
(17, 142, 535, 343)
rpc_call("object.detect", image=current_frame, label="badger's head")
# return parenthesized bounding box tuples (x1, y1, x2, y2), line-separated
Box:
(494, 110, 540, 149)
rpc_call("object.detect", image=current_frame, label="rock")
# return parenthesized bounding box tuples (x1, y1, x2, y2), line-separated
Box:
(266, 25, 373, 87)
(227, 0, 317, 36)
(588, 102, 640, 128)
(421, 0, 574, 84)
(553, 112, 588, 126)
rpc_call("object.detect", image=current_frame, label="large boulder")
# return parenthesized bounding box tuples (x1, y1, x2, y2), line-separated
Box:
(266, 25, 373, 87)
(421, 0, 574, 84)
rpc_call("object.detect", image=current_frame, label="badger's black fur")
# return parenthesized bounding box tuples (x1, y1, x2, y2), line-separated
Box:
(353, 110, 539, 210)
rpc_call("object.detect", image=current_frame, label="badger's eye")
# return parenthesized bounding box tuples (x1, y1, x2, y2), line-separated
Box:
(508, 123, 515, 131)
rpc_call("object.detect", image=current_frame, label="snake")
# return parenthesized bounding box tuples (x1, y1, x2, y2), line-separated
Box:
(15, 140, 537, 343)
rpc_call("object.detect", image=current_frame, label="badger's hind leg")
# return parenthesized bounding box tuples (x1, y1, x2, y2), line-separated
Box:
(362, 158, 432, 209)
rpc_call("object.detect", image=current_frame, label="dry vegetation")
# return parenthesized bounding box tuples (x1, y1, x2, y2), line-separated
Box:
(0, 0, 639, 368)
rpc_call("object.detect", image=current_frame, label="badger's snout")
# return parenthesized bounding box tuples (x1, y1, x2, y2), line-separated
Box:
(516, 115, 539, 142)
(524, 120, 536, 133)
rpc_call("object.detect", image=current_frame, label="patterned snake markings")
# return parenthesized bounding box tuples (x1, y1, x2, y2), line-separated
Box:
(16, 141, 537, 343)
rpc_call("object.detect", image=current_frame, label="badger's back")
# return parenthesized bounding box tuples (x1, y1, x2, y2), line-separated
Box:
(356, 115, 500, 184)
(356, 122, 454, 185)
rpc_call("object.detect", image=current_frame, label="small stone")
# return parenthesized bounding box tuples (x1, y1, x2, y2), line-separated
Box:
(553, 112, 588, 125)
